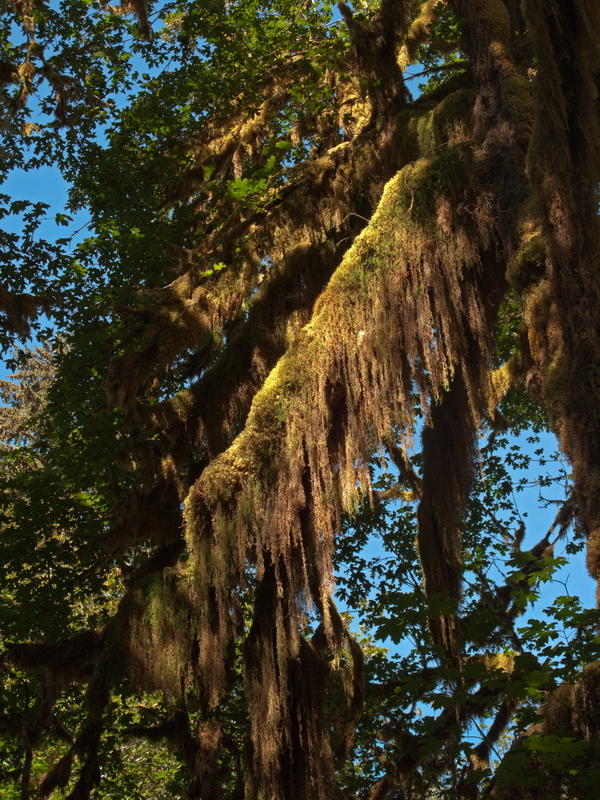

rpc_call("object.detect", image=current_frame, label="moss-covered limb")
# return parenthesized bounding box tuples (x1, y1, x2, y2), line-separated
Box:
(152, 81, 475, 459)
(111, 86, 474, 567)
(180, 132, 517, 789)
(150, 237, 346, 462)
(340, 0, 409, 121)
(417, 374, 475, 662)
(165, 47, 359, 206)
(140, 97, 446, 464)
(118, 94, 422, 466)
(125, 707, 198, 773)
(385, 441, 423, 499)
(105, 262, 255, 414)
(450, 0, 534, 154)
(105, 72, 308, 413)
(101, 89, 474, 569)
(521, 0, 600, 589)
(180, 35, 534, 771)
(311, 602, 365, 767)
(189, 151, 483, 510)
(468, 694, 517, 771)
(177, 79, 294, 195)
(417, 242, 508, 662)
(409, 0, 534, 664)
(106, 158, 327, 416)
(126, 568, 197, 700)
(105, 2, 414, 419)
(4, 631, 105, 680)
(505, 224, 545, 294)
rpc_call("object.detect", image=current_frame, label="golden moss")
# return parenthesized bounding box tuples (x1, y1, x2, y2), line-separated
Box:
(115, 5, 550, 787)
(489, 361, 514, 411)
(480, 651, 516, 674)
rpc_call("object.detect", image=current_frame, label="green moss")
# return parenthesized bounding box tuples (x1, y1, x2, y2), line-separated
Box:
(477, 0, 511, 42)
(168, 387, 195, 419)
(409, 145, 473, 219)
(129, 571, 194, 698)
(542, 347, 570, 419)
(430, 89, 474, 146)
(193, 148, 476, 526)
(411, 113, 437, 155)
(407, 90, 474, 157)
(506, 233, 545, 292)
(500, 74, 534, 128)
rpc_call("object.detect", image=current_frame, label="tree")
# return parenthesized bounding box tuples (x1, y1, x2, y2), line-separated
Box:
(0, 0, 599, 798)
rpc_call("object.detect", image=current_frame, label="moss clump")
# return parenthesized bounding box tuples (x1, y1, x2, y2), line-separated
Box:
(399, 0, 440, 69)
(500, 74, 534, 130)
(409, 145, 473, 220)
(128, 570, 194, 699)
(409, 89, 474, 155)
(430, 88, 474, 146)
(477, 0, 512, 42)
(506, 232, 545, 292)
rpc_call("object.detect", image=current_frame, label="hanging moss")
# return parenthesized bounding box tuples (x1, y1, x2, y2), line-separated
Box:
(179, 112, 518, 780)
(399, 0, 444, 69)
(12, 1, 599, 796)
(521, 0, 600, 585)
(128, 570, 196, 700)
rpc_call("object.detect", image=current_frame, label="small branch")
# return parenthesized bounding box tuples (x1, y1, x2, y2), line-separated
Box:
(385, 441, 423, 499)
